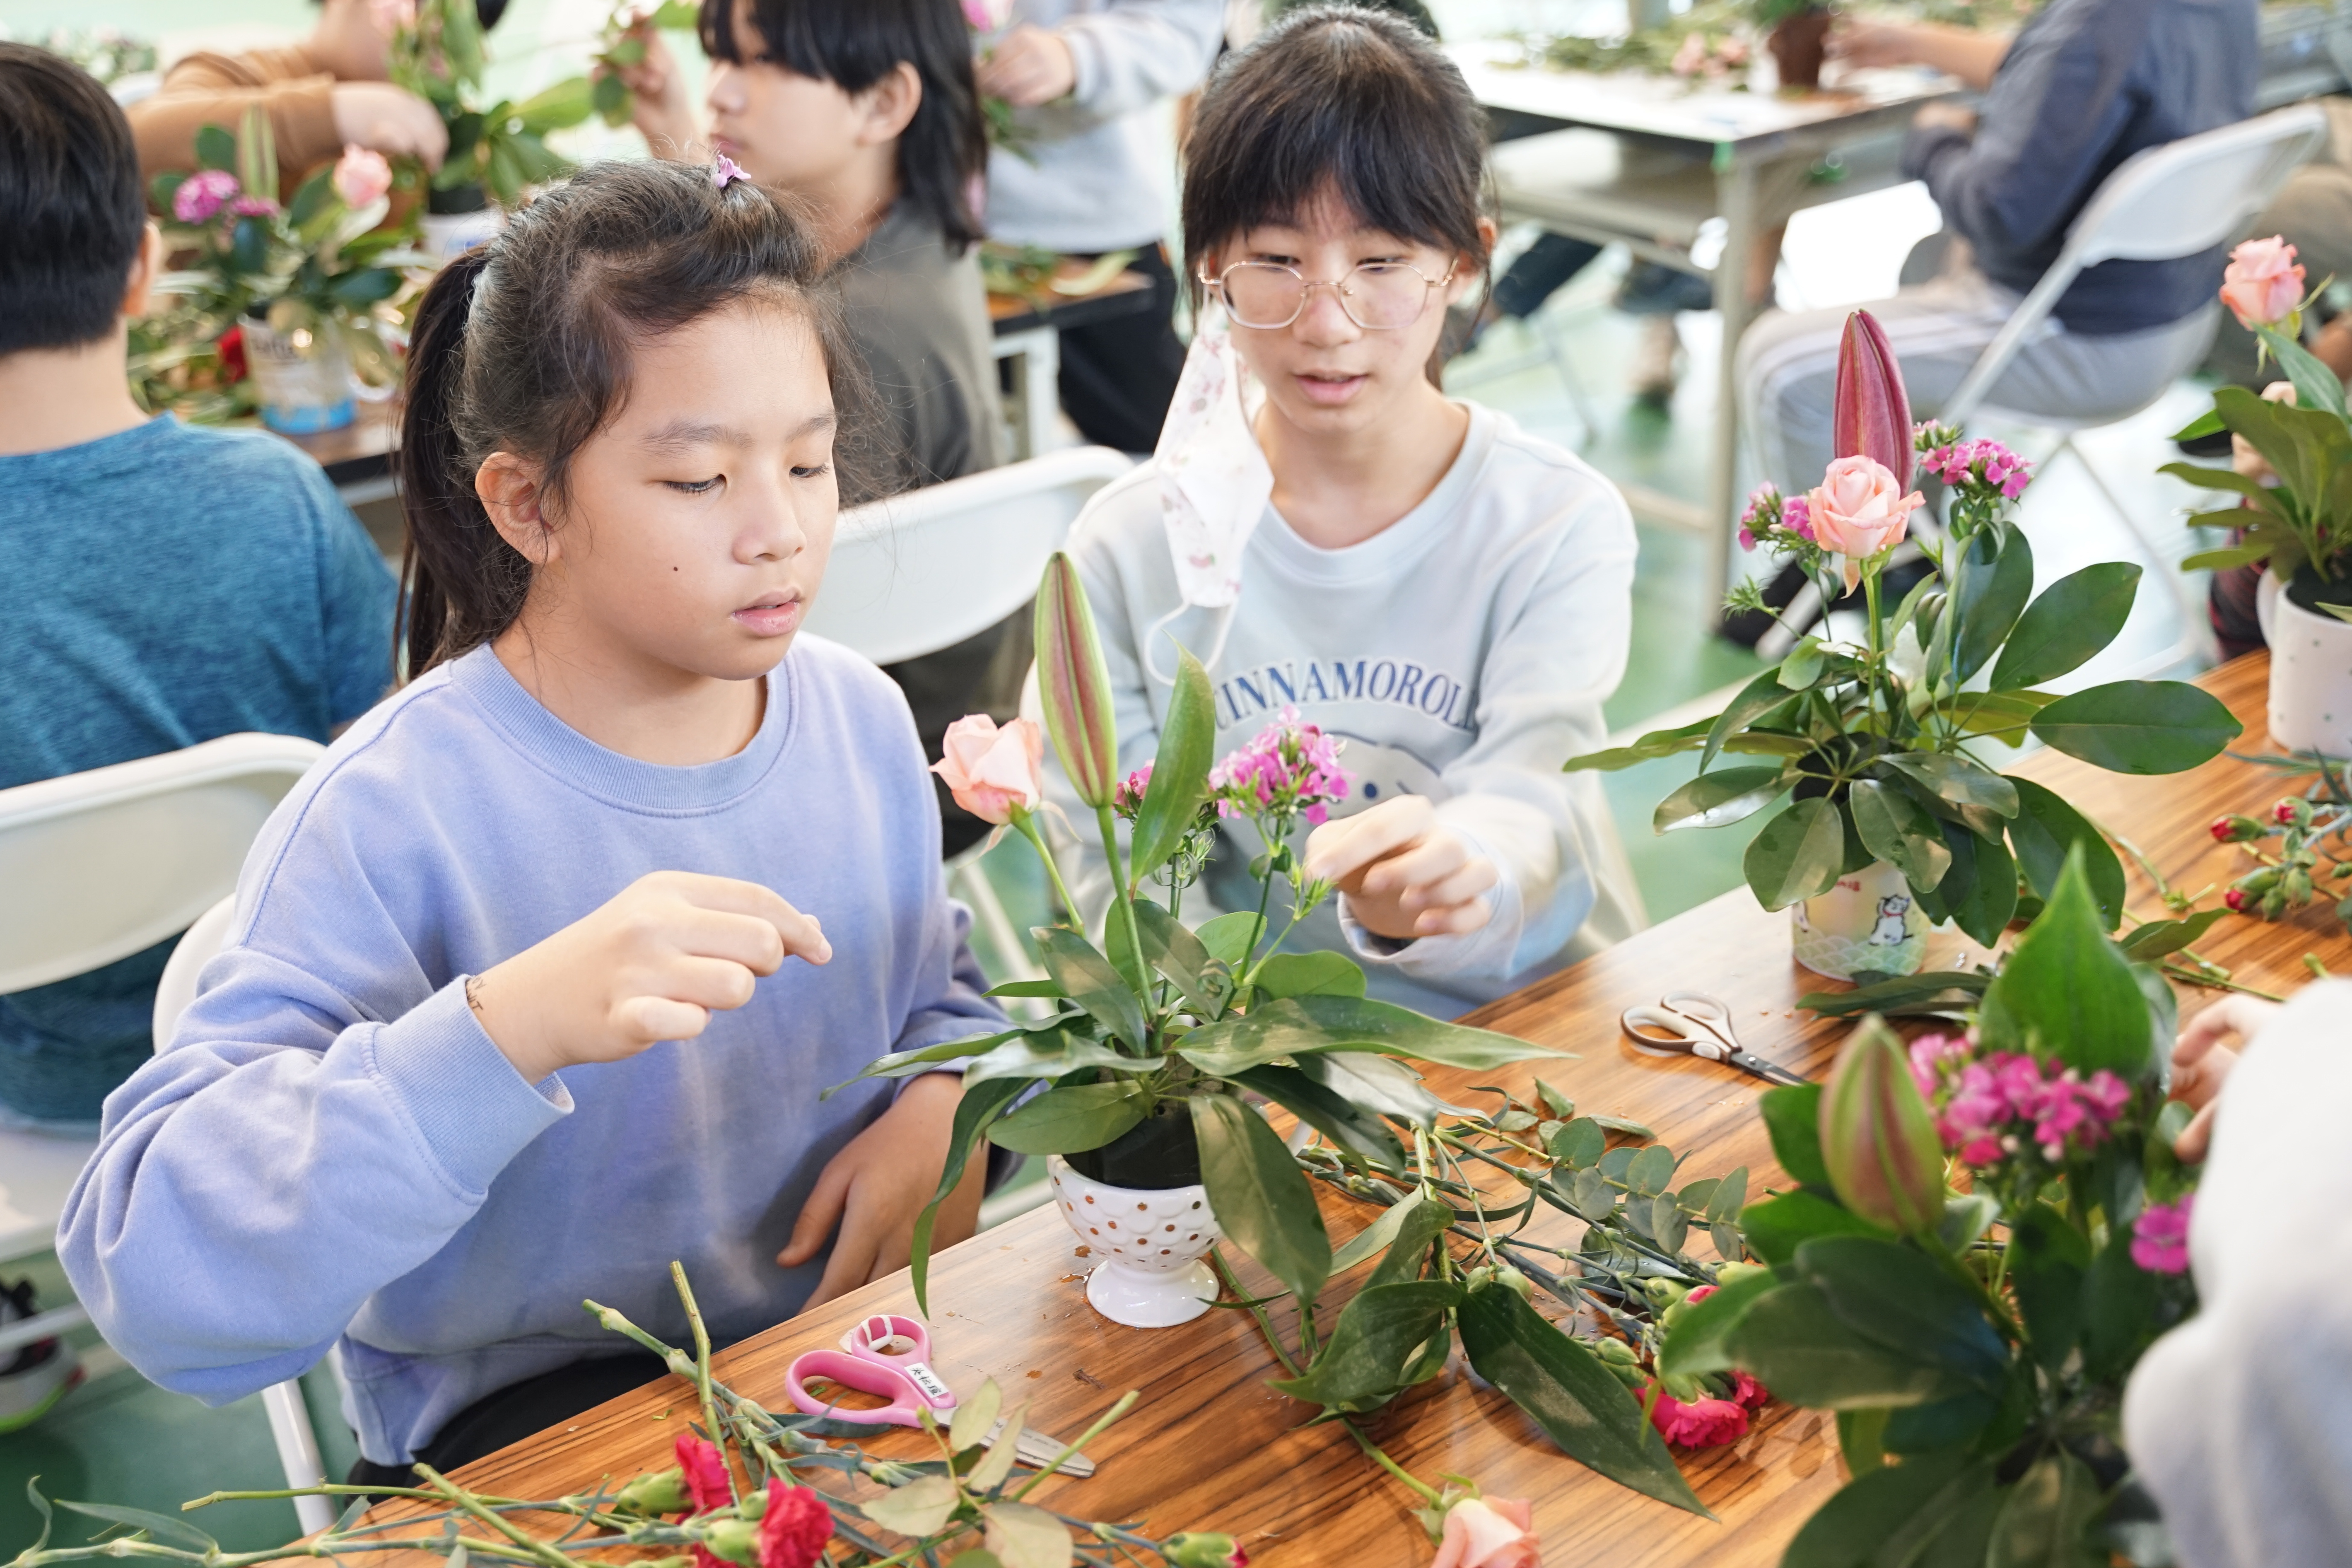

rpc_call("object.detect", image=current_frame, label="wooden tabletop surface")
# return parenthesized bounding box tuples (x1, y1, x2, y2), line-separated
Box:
(410, 652, 2345, 1565)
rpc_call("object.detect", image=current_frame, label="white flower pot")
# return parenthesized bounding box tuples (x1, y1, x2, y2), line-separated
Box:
(242, 316, 355, 434)
(1790, 859, 1927, 982)
(2256, 568, 2352, 757)
(1047, 1155, 1222, 1329)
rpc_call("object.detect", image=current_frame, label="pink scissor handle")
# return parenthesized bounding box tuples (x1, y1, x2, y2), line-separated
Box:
(784, 1348, 928, 1427)
(843, 1314, 958, 1414)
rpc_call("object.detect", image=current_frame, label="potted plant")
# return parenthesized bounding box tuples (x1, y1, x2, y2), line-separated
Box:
(148, 110, 423, 432)
(393, 0, 597, 257)
(839, 556, 1563, 1329)
(1569, 310, 2243, 980)
(1657, 847, 2203, 1564)
(1754, 0, 1832, 89)
(2165, 236, 2352, 758)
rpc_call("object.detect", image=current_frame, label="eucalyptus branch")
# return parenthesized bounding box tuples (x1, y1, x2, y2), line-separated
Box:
(1009, 1391, 1139, 1503)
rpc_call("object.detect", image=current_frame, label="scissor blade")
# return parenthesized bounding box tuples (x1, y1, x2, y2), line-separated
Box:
(993, 1418, 1095, 1477)
(1735, 1052, 1808, 1086)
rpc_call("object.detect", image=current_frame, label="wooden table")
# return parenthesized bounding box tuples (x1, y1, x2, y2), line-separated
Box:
(987, 262, 1157, 462)
(411, 653, 2344, 1564)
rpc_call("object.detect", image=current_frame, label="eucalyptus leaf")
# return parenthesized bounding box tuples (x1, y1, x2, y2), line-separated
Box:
(1743, 797, 1847, 911)
(1989, 563, 2141, 690)
(2029, 681, 2243, 774)
(1192, 1094, 1331, 1303)
(861, 1473, 960, 1538)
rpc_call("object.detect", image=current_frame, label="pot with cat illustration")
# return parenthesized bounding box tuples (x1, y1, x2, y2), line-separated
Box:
(1790, 861, 1928, 982)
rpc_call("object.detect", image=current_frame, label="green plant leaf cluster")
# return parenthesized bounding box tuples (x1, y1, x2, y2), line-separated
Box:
(2166, 342, 2352, 594)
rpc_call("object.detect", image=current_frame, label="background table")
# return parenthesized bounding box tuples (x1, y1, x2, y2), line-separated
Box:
(400, 653, 2343, 1565)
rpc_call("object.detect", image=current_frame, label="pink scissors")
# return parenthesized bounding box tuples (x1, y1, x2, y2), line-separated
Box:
(784, 1314, 1094, 1476)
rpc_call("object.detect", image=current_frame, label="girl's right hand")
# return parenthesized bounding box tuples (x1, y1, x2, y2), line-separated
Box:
(467, 871, 831, 1084)
(2171, 994, 2285, 1162)
(607, 30, 701, 160)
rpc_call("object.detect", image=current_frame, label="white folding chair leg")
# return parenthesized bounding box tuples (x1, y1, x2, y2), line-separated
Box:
(1530, 312, 1603, 446)
(262, 1378, 335, 1535)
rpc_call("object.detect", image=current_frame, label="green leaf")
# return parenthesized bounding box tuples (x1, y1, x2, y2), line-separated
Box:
(949, 1554, 1004, 1568)
(1192, 1094, 1330, 1303)
(1793, 1237, 2010, 1388)
(1950, 827, 2020, 948)
(1130, 900, 1234, 1018)
(53, 1503, 218, 1552)
(1563, 716, 1713, 772)
(948, 1377, 1003, 1453)
(2260, 323, 2352, 419)
(514, 75, 597, 132)
(2170, 405, 2226, 441)
(1129, 646, 1216, 884)
(965, 1400, 1030, 1495)
(985, 979, 1064, 999)
(913, 1074, 1025, 1309)
(986, 1081, 1149, 1155)
(2082, 1226, 2160, 1382)
(1456, 1284, 1710, 1515)
(1331, 1196, 1418, 1274)
(1227, 1065, 1405, 1170)
(593, 69, 631, 123)
(1987, 1452, 2104, 1568)
(1739, 1189, 1882, 1267)
(1193, 911, 1265, 968)
(1726, 1282, 1976, 1408)
(1364, 1194, 1457, 1288)
(1034, 927, 1148, 1051)
(964, 1032, 1160, 1087)
(861, 1472, 960, 1537)
(2119, 907, 2228, 961)
(1652, 764, 1789, 833)
(1175, 995, 1562, 1076)
(1950, 523, 2035, 685)
(1250, 950, 1366, 1000)
(1781, 1452, 2000, 1568)
(1879, 751, 2020, 817)
(1701, 666, 1802, 774)
(2181, 543, 2273, 573)
(2008, 1205, 2091, 1374)
(195, 123, 237, 172)
(1759, 1083, 1832, 1188)
(1743, 797, 1847, 911)
(1547, 1117, 1608, 1169)
(1989, 563, 2142, 690)
(981, 1500, 1071, 1568)
(1979, 844, 2153, 1077)
(2029, 680, 2243, 774)
(2006, 778, 2126, 930)
(1268, 1280, 1462, 1410)
(1850, 779, 1954, 891)
(1798, 970, 1990, 1021)
(1655, 1266, 1778, 1380)
(848, 1028, 1025, 1084)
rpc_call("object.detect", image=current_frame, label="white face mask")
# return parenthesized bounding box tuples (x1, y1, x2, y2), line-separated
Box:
(1155, 307, 1273, 613)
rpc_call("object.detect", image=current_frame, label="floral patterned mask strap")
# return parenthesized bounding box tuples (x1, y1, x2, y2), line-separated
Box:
(1155, 309, 1272, 612)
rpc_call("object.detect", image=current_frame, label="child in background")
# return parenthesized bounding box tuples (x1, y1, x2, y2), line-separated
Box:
(59, 159, 1004, 1482)
(1049, 6, 1643, 1020)
(0, 44, 397, 1128)
(619, 0, 1018, 854)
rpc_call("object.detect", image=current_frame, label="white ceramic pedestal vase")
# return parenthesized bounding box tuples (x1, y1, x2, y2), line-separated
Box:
(1047, 1155, 1222, 1329)
(241, 316, 355, 434)
(2256, 569, 2352, 757)
(1790, 860, 1929, 982)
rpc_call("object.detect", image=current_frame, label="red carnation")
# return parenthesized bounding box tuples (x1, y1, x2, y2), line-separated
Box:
(1648, 1382, 1751, 1447)
(676, 1433, 733, 1514)
(217, 325, 247, 383)
(757, 1480, 832, 1568)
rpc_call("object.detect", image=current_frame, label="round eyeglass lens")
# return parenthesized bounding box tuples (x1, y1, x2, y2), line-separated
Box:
(1218, 263, 1438, 330)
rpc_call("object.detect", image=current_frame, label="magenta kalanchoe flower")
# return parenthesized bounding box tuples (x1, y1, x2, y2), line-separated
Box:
(227, 193, 280, 218)
(1209, 707, 1352, 827)
(1111, 762, 1153, 823)
(1781, 494, 1814, 542)
(2131, 1195, 2194, 1275)
(1908, 1032, 2133, 1169)
(1918, 437, 2034, 502)
(173, 168, 240, 223)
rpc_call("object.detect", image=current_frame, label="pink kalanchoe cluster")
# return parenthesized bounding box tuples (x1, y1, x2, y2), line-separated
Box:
(1209, 707, 1351, 826)
(173, 168, 241, 223)
(2131, 1194, 2194, 1275)
(227, 193, 281, 218)
(1918, 437, 2033, 501)
(1907, 1032, 2131, 1167)
(1112, 761, 1153, 820)
(1735, 487, 1815, 552)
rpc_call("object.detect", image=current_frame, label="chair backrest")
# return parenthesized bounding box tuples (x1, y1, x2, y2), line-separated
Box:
(152, 893, 240, 1051)
(1944, 104, 2329, 424)
(803, 446, 1134, 666)
(0, 733, 323, 995)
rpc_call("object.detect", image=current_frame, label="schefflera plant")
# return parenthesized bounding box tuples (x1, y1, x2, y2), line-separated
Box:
(834, 554, 1563, 1313)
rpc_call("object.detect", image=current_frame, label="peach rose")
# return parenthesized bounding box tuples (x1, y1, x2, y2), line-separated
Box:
(1431, 1496, 1538, 1568)
(2220, 236, 2305, 330)
(1806, 454, 1924, 589)
(931, 714, 1043, 824)
(332, 145, 394, 211)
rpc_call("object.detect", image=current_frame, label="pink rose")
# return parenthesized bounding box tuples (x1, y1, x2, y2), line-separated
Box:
(2220, 236, 2304, 329)
(173, 168, 239, 223)
(1806, 455, 1924, 587)
(333, 144, 393, 210)
(931, 714, 1044, 825)
(1431, 1496, 1538, 1568)
(1669, 32, 1708, 75)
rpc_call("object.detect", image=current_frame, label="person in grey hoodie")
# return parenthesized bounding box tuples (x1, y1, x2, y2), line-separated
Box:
(973, 0, 1224, 453)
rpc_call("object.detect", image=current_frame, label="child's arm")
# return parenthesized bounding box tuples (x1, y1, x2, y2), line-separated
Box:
(57, 868, 825, 1404)
(127, 55, 445, 185)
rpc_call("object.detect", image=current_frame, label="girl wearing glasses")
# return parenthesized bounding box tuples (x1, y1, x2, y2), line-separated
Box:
(1047, 4, 1643, 1018)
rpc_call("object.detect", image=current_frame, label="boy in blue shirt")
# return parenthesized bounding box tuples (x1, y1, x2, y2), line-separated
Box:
(0, 43, 398, 1129)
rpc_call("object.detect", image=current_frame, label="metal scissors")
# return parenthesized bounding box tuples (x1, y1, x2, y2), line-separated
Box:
(1619, 991, 1808, 1087)
(783, 1313, 1095, 1477)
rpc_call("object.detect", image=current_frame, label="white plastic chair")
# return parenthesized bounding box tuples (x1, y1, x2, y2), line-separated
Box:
(0, 732, 334, 1533)
(805, 448, 1135, 974)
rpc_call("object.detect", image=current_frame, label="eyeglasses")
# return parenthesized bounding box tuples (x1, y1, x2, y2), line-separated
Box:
(1202, 260, 1457, 331)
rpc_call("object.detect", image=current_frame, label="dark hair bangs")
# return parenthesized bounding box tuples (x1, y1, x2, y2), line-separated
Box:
(1182, 6, 1488, 304)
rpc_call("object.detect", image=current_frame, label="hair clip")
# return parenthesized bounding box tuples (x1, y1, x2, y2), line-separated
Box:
(712, 153, 748, 191)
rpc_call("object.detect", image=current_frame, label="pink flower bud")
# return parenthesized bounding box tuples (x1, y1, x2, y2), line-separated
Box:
(1164, 1534, 1250, 1568)
(2220, 236, 2305, 329)
(1035, 553, 1120, 808)
(1819, 1017, 1946, 1235)
(1832, 309, 1913, 491)
(2224, 887, 2252, 913)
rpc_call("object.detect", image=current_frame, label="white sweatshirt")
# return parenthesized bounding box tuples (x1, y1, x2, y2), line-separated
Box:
(2124, 979, 2352, 1568)
(981, 0, 1225, 252)
(1047, 400, 1645, 1018)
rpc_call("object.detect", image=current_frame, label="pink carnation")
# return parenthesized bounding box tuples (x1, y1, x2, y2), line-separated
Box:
(2132, 1195, 2194, 1275)
(173, 168, 240, 223)
(1650, 1383, 1750, 1447)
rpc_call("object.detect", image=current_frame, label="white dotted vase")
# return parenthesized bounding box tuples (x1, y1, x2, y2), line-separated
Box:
(1047, 1155, 1222, 1329)
(2257, 570, 2352, 757)
(1790, 860, 1927, 982)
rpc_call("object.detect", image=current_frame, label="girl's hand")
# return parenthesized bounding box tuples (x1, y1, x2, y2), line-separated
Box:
(467, 870, 831, 1084)
(779, 1072, 986, 1307)
(330, 82, 449, 170)
(1304, 796, 1498, 942)
(607, 29, 700, 159)
(2171, 994, 2284, 1162)
(975, 25, 1077, 108)
(1827, 17, 1926, 68)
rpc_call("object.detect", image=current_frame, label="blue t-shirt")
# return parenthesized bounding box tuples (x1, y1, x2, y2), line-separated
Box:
(0, 415, 398, 1120)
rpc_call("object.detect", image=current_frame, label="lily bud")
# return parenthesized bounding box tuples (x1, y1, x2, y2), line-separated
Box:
(1832, 309, 1913, 492)
(1819, 1016, 1946, 1235)
(612, 1466, 692, 1518)
(1164, 1533, 1250, 1568)
(1034, 552, 1120, 808)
